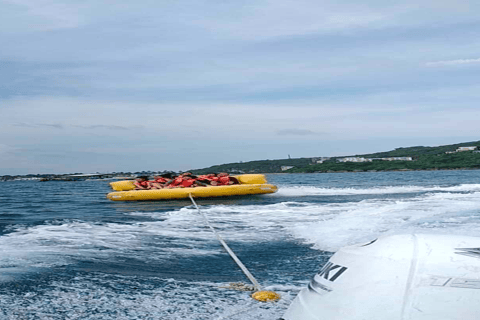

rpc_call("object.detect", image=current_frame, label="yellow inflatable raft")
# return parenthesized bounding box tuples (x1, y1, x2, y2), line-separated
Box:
(106, 174, 277, 201)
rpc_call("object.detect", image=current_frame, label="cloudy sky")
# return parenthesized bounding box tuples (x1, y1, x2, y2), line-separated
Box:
(1, 0, 480, 175)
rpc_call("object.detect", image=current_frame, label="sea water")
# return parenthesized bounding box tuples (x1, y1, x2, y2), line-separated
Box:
(1, 171, 480, 319)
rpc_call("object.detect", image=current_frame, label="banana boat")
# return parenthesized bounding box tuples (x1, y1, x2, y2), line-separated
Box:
(107, 174, 277, 201)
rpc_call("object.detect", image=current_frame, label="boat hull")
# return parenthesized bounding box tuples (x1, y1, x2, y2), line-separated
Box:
(283, 234, 480, 320)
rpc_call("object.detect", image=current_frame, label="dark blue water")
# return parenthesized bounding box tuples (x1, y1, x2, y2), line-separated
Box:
(1, 171, 480, 319)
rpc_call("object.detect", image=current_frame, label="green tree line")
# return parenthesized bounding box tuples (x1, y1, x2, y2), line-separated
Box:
(190, 140, 480, 174)
(288, 151, 480, 173)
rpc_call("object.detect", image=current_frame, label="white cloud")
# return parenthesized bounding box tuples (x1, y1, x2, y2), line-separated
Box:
(426, 58, 480, 67)
(1, 0, 86, 32)
(0, 144, 18, 155)
(189, 1, 388, 40)
(2, 89, 478, 146)
(277, 129, 319, 136)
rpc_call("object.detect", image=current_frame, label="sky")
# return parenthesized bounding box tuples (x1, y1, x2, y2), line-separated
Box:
(1, 0, 480, 175)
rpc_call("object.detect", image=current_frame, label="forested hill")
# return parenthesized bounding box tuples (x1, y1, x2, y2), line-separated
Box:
(355, 140, 480, 158)
(190, 140, 480, 174)
(191, 158, 315, 175)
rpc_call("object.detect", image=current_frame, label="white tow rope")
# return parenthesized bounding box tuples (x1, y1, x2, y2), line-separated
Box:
(188, 194, 262, 291)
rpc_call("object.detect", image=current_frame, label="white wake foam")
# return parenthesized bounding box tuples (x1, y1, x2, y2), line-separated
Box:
(2, 186, 480, 278)
(285, 191, 480, 251)
(130, 190, 480, 252)
(0, 217, 222, 279)
(274, 184, 480, 196)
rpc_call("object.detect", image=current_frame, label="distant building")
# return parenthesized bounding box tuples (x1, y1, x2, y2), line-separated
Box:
(457, 146, 478, 152)
(338, 157, 414, 162)
(337, 157, 372, 163)
(375, 157, 413, 161)
(330, 155, 417, 163)
(365, 157, 413, 161)
(281, 166, 294, 171)
(315, 157, 330, 164)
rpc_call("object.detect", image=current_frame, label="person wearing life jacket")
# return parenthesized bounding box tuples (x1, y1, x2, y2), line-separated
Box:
(178, 173, 195, 188)
(195, 174, 215, 186)
(149, 176, 170, 189)
(163, 175, 176, 188)
(154, 177, 169, 184)
(165, 172, 194, 188)
(134, 176, 150, 190)
(166, 176, 183, 188)
(216, 173, 228, 185)
(196, 173, 238, 186)
(203, 173, 221, 186)
(181, 178, 196, 188)
(182, 173, 206, 188)
(217, 172, 240, 185)
(217, 173, 240, 185)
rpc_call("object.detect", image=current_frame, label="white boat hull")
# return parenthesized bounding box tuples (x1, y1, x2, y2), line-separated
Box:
(283, 234, 480, 320)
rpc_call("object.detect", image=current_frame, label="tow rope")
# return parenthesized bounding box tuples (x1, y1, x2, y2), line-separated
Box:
(188, 194, 280, 302)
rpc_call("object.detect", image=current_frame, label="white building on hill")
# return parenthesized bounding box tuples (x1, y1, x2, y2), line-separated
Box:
(375, 157, 413, 161)
(315, 157, 330, 164)
(337, 157, 372, 163)
(338, 157, 414, 162)
(457, 146, 477, 152)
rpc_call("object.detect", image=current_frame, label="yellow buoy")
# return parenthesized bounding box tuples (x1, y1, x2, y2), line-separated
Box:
(251, 291, 281, 302)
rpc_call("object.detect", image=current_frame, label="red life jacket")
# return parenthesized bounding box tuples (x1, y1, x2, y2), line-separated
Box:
(219, 176, 230, 185)
(170, 177, 183, 186)
(197, 174, 218, 182)
(181, 179, 195, 188)
(136, 181, 149, 188)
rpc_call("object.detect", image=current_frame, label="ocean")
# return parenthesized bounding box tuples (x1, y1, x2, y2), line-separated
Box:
(1, 170, 480, 319)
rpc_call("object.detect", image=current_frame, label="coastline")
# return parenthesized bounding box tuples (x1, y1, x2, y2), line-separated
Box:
(3, 167, 480, 181)
(302, 167, 480, 174)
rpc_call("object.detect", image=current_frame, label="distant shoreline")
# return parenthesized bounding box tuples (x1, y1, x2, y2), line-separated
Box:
(297, 167, 480, 174)
(4, 167, 480, 181)
(268, 167, 480, 174)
